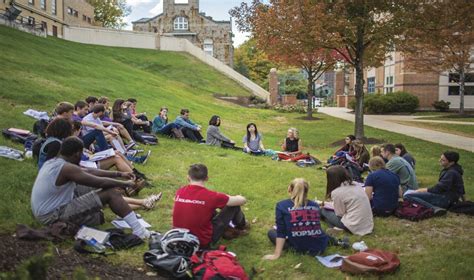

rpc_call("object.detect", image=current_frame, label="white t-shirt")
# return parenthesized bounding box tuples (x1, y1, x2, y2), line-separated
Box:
(331, 182, 374, 236)
(82, 113, 102, 136)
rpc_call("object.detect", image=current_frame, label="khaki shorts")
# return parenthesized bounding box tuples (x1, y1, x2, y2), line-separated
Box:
(39, 185, 104, 226)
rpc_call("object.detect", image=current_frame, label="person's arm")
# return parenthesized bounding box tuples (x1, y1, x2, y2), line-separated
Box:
(209, 127, 232, 143)
(57, 163, 134, 190)
(427, 171, 452, 194)
(259, 139, 265, 151)
(332, 192, 346, 217)
(175, 117, 198, 130)
(365, 186, 374, 200)
(281, 139, 287, 151)
(288, 139, 303, 156)
(101, 120, 124, 129)
(263, 238, 286, 260)
(81, 120, 118, 136)
(226, 195, 246, 206)
(416, 188, 428, 193)
(84, 168, 135, 181)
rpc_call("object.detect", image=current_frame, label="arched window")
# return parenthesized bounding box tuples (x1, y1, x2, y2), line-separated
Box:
(203, 39, 213, 56)
(174, 17, 188, 30)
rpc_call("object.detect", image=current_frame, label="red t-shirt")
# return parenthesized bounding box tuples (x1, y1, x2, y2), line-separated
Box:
(172, 184, 229, 247)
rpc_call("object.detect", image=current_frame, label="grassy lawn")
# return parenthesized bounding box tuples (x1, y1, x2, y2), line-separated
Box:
(417, 115, 474, 123)
(1, 26, 474, 279)
(396, 121, 474, 138)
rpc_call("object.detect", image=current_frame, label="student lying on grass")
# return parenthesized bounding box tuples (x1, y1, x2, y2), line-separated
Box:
(31, 136, 155, 239)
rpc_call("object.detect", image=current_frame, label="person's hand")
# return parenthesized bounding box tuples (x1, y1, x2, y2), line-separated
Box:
(107, 129, 119, 137)
(196, 126, 202, 131)
(120, 172, 136, 181)
(262, 254, 280, 261)
(116, 123, 124, 129)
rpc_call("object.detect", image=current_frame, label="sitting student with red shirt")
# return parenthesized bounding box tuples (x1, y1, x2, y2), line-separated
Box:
(172, 164, 248, 248)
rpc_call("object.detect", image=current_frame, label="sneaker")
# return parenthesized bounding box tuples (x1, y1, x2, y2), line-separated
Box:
(143, 192, 163, 210)
(337, 236, 350, 249)
(126, 150, 138, 157)
(326, 227, 344, 237)
(433, 207, 447, 217)
(125, 141, 136, 151)
(125, 178, 146, 196)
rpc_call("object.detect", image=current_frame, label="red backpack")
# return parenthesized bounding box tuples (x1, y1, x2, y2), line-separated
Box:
(341, 249, 400, 274)
(191, 246, 248, 280)
(395, 201, 434, 221)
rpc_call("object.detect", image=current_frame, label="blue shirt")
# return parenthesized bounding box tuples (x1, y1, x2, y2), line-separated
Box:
(365, 169, 400, 212)
(275, 199, 329, 256)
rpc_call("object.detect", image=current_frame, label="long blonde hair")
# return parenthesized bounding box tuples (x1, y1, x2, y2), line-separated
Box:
(288, 127, 299, 139)
(289, 178, 309, 208)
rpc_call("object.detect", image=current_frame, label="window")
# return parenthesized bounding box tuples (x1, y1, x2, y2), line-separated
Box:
(448, 86, 474, 96)
(41, 21, 47, 31)
(67, 7, 73, 15)
(28, 16, 35, 25)
(40, 0, 45, 10)
(367, 77, 375, 93)
(83, 15, 87, 21)
(51, 0, 56, 14)
(203, 39, 213, 56)
(449, 73, 474, 83)
(174, 17, 188, 30)
(28, 0, 34, 5)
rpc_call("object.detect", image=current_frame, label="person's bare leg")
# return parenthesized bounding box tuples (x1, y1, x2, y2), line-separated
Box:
(119, 126, 133, 143)
(98, 153, 133, 173)
(116, 152, 134, 169)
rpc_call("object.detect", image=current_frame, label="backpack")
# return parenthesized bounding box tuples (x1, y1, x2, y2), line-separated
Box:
(394, 201, 434, 221)
(191, 246, 248, 280)
(134, 131, 158, 145)
(341, 249, 400, 274)
(32, 138, 46, 159)
(2, 128, 38, 145)
(449, 201, 474, 216)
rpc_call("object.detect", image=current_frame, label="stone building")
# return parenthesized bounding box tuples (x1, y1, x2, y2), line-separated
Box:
(0, 0, 97, 38)
(63, 0, 96, 27)
(132, 0, 233, 66)
(334, 51, 474, 110)
(1, 0, 65, 37)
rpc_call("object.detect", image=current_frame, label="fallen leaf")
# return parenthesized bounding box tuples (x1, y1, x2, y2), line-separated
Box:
(294, 263, 302, 269)
(252, 217, 258, 224)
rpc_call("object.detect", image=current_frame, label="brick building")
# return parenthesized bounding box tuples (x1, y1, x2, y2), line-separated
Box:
(132, 0, 233, 66)
(1, 0, 97, 38)
(334, 51, 474, 110)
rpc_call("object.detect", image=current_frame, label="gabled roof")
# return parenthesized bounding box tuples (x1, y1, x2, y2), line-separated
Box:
(132, 13, 163, 24)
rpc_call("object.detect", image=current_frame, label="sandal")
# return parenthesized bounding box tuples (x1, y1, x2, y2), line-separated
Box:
(125, 178, 146, 197)
(143, 192, 163, 210)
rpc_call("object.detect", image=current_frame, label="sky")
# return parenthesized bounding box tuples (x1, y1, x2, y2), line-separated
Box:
(124, 0, 251, 47)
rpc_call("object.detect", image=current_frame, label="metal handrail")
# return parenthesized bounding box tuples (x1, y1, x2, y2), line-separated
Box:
(0, 7, 45, 31)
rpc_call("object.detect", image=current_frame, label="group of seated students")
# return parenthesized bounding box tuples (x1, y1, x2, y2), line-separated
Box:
(30, 100, 466, 260)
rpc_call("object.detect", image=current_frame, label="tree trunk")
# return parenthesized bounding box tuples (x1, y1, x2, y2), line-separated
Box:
(459, 68, 465, 115)
(306, 72, 314, 119)
(354, 26, 365, 139)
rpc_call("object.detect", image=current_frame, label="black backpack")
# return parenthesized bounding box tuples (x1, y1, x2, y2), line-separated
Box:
(32, 138, 46, 159)
(449, 201, 474, 216)
(2, 128, 38, 144)
(33, 119, 49, 138)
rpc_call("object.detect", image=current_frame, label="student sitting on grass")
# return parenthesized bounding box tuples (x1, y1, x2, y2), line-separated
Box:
(31, 136, 154, 239)
(175, 109, 204, 143)
(98, 97, 135, 149)
(38, 118, 72, 170)
(206, 115, 239, 149)
(54, 102, 75, 120)
(243, 123, 266, 155)
(395, 143, 416, 169)
(404, 151, 465, 215)
(85, 96, 98, 110)
(263, 178, 330, 260)
(320, 165, 373, 236)
(128, 98, 152, 133)
(326, 135, 356, 165)
(72, 101, 109, 152)
(152, 107, 180, 137)
(364, 157, 401, 217)
(172, 164, 248, 249)
(277, 127, 310, 161)
(381, 143, 418, 193)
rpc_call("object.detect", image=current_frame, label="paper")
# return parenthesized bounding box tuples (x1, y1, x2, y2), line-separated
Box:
(89, 148, 115, 162)
(323, 201, 334, 211)
(111, 218, 151, 229)
(316, 254, 346, 268)
(403, 190, 417, 197)
(80, 160, 98, 169)
(75, 226, 110, 244)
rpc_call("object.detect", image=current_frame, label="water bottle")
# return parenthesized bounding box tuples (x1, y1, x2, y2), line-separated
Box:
(86, 238, 106, 252)
(24, 150, 33, 159)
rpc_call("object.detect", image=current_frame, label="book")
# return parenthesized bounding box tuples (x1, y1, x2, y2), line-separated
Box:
(75, 226, 110, 244)
(89, 148, 115, 162)
(111, 217, 151, 229)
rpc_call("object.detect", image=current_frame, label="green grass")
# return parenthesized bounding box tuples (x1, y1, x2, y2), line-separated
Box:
(396, 121, 474, 138)
(417, 115, 474, 123)
(0, 25, 474, 279)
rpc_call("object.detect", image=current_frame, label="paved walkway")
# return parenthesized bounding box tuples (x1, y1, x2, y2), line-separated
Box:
(318, 107, 474, 152)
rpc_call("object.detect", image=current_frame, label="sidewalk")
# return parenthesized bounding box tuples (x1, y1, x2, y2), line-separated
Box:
(318, 107, 474, 152)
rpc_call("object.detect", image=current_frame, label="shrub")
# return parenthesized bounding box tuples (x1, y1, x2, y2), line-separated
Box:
(273, 104, 311, 114)
(347, 92, 419, 114)
(432, 100, 451, 112)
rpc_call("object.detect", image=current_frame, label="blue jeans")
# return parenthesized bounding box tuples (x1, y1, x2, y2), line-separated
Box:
(320, 208, 349, 232)
(156, 123, 178, 136)
(81, 130, 108, 151)
(404, 192, 450, 210)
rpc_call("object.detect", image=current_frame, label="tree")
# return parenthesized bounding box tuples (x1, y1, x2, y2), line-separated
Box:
(233, 38, 279, 88)
(317, 0, 415, 138)
(87, 0, 131, 29)
(399, 0, 474, 115)
(231, 1, 339, 119)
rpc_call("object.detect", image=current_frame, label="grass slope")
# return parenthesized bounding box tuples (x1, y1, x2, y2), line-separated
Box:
(0, 26, 473, 279)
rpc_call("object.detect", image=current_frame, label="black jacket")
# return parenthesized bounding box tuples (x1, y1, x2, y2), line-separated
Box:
(428, 164, 465, 204)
